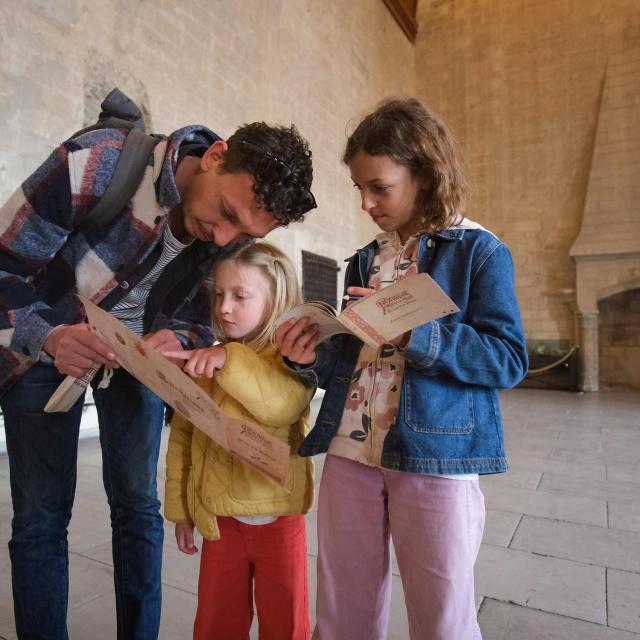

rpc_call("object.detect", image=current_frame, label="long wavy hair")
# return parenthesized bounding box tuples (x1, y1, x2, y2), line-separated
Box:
(343, 97, 468, 234)
(212, 242, 302, 352)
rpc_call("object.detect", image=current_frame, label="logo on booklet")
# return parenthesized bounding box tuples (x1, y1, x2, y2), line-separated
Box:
(376, 290, 414, 315)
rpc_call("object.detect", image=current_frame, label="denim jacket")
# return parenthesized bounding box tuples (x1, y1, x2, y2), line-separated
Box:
(298, 226, 528, 475)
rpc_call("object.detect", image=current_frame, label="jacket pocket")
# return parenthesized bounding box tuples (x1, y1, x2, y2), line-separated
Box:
(403, 374, 474, 434)
(230, 455, 296, 503)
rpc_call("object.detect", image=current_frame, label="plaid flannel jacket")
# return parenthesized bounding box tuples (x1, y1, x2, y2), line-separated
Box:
(0, 124, 229, 393)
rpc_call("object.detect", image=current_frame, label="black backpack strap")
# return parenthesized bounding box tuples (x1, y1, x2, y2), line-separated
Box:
(81, 127, 159, 230)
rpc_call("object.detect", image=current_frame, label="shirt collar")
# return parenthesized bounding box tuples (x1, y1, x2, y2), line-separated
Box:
(156, 125, 223, 211)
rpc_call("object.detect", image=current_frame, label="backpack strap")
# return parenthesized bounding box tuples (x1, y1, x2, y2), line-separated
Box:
(81, 127, 159, 230)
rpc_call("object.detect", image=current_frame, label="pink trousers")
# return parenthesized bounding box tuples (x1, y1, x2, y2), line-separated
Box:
(314, 455, 485, 640)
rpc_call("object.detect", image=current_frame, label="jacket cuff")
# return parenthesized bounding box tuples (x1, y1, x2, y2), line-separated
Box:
(15, 310, 64, 363)
(401, 321, 439, 369)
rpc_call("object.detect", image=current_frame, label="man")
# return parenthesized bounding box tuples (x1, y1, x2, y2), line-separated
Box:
(0, 117, 316, 639)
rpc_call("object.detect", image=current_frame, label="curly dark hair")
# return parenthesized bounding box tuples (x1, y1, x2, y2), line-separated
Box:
(220, 122, 315, 225)
(343, 98, 467, 234)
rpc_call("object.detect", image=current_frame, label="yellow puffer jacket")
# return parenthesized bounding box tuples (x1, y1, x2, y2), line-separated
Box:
(164, 342, 315, 540)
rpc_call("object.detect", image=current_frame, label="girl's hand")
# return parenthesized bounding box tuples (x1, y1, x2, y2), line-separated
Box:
(175, 522, 198, 555)
(275, 317, 320, 365)
(344, 286, 376, 304)
(162, 346, 227, 377)
(346, 286, 409, 348)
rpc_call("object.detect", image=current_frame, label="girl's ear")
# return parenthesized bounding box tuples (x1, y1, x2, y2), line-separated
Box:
(201, 140, 229, 170)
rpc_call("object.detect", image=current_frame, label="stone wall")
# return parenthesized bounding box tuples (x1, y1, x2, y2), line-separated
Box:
(414, 0, 640, 353)
(0, 0, 415, 281)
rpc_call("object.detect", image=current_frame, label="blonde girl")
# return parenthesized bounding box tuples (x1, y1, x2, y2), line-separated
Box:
(164, 242, 314, 640)
(277, 98, 527, 640)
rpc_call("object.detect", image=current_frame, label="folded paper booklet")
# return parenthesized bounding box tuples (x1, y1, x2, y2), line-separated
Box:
(45, 296, 290, 486)
(276, 273, 459, 348)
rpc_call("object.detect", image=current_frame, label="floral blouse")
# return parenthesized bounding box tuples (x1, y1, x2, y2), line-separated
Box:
(328, 231, 418, 466)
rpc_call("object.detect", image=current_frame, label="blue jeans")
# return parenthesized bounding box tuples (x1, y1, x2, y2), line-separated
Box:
(1, 364, 165, 640)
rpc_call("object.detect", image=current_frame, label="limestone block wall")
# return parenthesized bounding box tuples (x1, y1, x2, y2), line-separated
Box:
(414, 0, 640, 348)
(0, 0, 415, 282)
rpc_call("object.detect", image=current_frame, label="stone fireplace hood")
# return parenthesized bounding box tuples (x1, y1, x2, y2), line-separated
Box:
(570, 47, 640, 391)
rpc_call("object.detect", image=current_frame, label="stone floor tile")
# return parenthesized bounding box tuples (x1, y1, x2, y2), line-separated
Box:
(608, 568, 640, 634)
(602, 443, 640, 467)
(387, 574, 411, 640)
(1, 388, 639, 639)
(554, 431, 606, 451)
(67, 590, 117, 640)
(159, 585, 199, 640)
(481, 468, 542, 490)
(504, 431, 561, 451)
(607, 464, 640, 486)
(0, 552, 16, 638)
(476, 544, 606, 623)
(78, 540, 113, 566)
(479, 598, 640, 639)
(482, 509, 521, 547)
(161, 543, 199, 594)
(550, 446, 607, 465)
(510, 515, 640, 571)
(68, 554, 115, 609)
(0, 505, 11, 542)
(306, 507, 318, 557)
(482, 483, 607, 526)
(67, 495, 112, 553)
(503, 441, 555, 459)
(508, 452, 607, 481)
(609, 502, 640, 534)
(539, 473, 640, 505)
(551, 444, 640, 468)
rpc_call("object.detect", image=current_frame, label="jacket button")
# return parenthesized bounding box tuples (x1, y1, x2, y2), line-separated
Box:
(120, 281, 130, 290)
(427, 238, 435, 248)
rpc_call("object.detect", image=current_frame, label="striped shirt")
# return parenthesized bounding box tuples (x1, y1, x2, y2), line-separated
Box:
(111, 224, 192, 335)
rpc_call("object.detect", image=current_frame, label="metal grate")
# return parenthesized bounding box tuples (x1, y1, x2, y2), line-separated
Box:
(301, 250, 338, 307)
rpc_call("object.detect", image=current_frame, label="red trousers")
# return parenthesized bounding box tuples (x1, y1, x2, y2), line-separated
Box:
(194, 515, 310, 640)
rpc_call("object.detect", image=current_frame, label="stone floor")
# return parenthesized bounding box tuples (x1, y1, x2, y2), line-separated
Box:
(1, 387, 640, 639)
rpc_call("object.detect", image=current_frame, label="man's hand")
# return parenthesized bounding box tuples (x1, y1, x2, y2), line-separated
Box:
(163, 346, 227, 378)
(143, 329, 184, 366)
(175, 522, 198, 555)
(275, 317, 320, 366)
(43, 324, 119, 378)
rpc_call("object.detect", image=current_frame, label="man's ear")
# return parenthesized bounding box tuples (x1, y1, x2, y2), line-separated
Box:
(201, 140, 229, 170)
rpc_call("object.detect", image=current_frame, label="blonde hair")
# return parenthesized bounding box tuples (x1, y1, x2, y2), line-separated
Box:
(343, 97, 468, 234)
(212, 242, 302, 352)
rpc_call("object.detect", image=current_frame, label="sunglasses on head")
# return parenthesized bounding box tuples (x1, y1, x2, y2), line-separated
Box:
(238, 140, 317, 214)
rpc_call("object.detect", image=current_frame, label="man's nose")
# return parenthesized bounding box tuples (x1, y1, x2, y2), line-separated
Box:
(213, 221, 240, 246)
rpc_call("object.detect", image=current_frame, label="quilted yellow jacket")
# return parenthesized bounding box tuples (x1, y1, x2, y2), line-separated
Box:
(164, 342, 315, 540)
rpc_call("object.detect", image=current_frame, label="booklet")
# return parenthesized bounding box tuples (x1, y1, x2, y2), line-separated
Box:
(44, 296, 290, 486)
(276, 273, 459, 348)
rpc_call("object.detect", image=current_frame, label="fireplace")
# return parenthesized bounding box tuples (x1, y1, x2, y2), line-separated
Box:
(569, 47, 640, 391)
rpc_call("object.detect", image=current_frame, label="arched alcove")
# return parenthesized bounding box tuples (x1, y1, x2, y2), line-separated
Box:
(598, 288, 640, 390)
